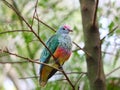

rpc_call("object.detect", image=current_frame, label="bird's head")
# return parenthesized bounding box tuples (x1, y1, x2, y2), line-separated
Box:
(57, 25, 72, 34)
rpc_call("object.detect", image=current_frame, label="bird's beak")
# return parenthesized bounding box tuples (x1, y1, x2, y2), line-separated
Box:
(68, 29, 73, 32)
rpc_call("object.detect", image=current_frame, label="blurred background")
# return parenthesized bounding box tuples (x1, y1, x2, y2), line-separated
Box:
(0, 0, 120, 90)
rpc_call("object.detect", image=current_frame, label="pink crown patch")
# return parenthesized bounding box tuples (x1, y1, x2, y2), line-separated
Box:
(63, 25, 71, 30)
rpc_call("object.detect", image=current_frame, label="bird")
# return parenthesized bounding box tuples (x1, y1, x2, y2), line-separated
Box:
(39, 25, 72, 86)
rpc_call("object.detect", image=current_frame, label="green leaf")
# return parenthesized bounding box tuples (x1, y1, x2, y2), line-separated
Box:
(108, 22, 115, 31)
(107, 78, 120, 90)
(113, 49, 120, 67)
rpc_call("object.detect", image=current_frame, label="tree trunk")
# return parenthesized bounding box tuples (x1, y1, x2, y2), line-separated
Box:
(79, 0, 106, 90)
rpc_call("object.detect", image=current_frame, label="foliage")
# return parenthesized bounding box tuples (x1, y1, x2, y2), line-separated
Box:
(0, 0, 120, 90)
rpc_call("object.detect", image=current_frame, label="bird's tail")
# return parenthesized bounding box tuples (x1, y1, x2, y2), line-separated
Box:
(39, 64, 49, 87)
(39, 64, 59, 87)
(39, 79, 47, 87)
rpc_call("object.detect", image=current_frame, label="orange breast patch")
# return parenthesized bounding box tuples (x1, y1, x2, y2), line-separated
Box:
(53, 47, 71, 65)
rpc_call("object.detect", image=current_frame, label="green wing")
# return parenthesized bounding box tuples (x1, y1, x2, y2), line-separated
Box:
(40, 34, 59, 63)
(39, 34, 59, 86)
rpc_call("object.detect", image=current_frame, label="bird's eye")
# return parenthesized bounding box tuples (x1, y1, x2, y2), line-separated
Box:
(63, 28, 65, 30)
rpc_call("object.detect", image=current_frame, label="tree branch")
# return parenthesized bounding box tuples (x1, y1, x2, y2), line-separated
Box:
(72, 41, 91, 57)
(106, 66, 120, 77)
(0, 49, 61, 71)
(74, 73, 84, 87)
(19, 72, 86, 79)
(92, 0, 99, 26)
(0, 61, 28, 64)
(61, 67, 75, 89)
(0, 30, 31, 35)
(31, 0, 39, 27)
(34, 16, 56, 32)
(101, 26, 118, 42)
(79, 0, 106, 90)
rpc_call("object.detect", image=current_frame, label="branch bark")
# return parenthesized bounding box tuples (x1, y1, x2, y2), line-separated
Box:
(79, 0, 106, 90)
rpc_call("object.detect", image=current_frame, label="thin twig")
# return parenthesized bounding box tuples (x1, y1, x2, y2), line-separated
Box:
(0, 59, 39, 64)
(31, 0, 39, 27)
(0, 61, 28, 64)
(72, 41, 91, 57)
(102, 51, 115, 55)
(92, 0, 99, 26)
(0, 30, 31, 34)
(19, 72, 87, 79)
(57, 72, 87, 75)
(19, 76, 38, 79)
(11, 0, 23, 26)
(72, 49, 81, 52)
(101, 26, 118, 42)
(34, 16, 56, 32)
(61, 67, 75, 89)
(74, 73, 84, 86)
(106, 66, 120, 77)
(0, 49, 61, 71)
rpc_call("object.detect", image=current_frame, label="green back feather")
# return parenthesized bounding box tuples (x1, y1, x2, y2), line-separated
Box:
(40, 34, 59, 63)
